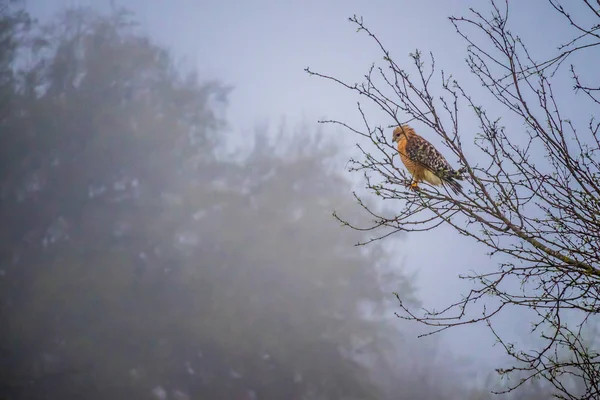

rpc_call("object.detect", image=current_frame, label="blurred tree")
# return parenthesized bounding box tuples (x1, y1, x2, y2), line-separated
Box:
(0, 5, 419, 400)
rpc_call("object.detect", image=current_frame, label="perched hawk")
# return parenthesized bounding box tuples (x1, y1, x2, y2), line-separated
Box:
(392, 125, 464, 194)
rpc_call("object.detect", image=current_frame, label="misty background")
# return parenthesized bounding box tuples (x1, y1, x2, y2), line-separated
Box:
(0, 0, 585, 399)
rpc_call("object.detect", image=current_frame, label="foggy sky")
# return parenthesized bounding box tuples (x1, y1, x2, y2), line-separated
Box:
(24, 0, 596, 378)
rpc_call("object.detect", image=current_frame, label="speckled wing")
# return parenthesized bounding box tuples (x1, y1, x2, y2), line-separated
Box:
(406, 134, 463, 193)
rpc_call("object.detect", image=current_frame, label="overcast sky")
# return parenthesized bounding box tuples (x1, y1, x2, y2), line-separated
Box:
(24, 0, 597, 379)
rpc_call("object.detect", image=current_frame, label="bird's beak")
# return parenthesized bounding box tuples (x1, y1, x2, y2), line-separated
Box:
(392, 136, 398, 143)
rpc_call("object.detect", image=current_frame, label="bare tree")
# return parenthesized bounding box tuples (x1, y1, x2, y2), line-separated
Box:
(306, 1, 600, 399)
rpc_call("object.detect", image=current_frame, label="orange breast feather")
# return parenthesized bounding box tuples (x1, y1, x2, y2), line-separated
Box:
(397, 136, 424, 180)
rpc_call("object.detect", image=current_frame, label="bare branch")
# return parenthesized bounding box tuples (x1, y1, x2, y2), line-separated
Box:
(307, 1, 600, 398)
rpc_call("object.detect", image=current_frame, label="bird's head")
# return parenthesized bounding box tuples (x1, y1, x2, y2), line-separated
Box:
(392, 125, 414, 143)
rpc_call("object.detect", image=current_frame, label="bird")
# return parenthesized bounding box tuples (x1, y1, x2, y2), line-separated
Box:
(392, 124, 464, 194)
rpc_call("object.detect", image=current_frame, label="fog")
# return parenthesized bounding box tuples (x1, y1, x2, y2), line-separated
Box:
(1, 0, 591, 399)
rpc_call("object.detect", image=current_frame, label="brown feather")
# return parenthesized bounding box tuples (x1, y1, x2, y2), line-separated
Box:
(392, 125, 463, 194)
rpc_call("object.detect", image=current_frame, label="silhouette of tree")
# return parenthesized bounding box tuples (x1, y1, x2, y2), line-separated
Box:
(0, 5, 418, 399)
(307, 1, 600, 399)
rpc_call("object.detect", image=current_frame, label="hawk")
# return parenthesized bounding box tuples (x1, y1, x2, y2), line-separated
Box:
(392, 124, 464, 194)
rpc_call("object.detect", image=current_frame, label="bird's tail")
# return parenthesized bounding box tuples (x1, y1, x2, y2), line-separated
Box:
(443, 177, 463, 195)
(443, 168, 465, 195)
